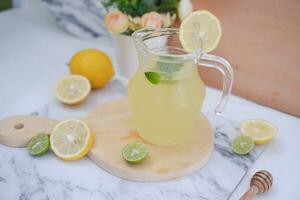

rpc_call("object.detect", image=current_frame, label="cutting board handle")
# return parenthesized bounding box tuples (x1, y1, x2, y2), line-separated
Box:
(0, 115, 57, 147)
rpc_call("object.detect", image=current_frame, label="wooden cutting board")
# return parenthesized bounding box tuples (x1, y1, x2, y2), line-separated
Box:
(0, 98, 214, 182)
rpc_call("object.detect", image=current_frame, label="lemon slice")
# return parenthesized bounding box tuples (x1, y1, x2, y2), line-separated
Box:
(179, 10, 222, 53)
(55, 75, 91, 105)
(50, 119, 94, 160)
(240, 119, 277, 145)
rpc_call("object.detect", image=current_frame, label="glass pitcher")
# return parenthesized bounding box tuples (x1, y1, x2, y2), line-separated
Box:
(128, 28, 233, 145)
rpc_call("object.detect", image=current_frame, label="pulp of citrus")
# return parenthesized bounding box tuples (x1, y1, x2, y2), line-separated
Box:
(122, 142, 149, 164)
(27, 133, 50, 156)
(50, 119, 94, 161)
(69, 49, 115, 89)
(179, 10, 222, 53)
(241, 119, 277, 144)
(55, 75, 91, 105)
(231, 135, 254, 155)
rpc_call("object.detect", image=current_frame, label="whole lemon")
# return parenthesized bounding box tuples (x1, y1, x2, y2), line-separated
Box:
(69, 49, 115, 89)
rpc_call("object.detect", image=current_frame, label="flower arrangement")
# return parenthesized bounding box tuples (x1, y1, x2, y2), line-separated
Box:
(103, 0, 193, 35)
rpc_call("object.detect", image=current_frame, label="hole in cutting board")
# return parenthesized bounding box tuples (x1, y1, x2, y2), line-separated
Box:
(14, 123, 24, 129)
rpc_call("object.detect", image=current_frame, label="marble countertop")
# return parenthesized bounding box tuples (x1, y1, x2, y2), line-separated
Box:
(0, 1, 299, 199)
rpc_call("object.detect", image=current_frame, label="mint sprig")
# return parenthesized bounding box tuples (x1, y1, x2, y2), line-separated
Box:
(145, 72, 160, 84)
(158, 62, 182, 73)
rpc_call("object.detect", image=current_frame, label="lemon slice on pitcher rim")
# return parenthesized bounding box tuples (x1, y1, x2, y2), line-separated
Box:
(240, 119, 277, 145)
(179, 10, 222, 53)
(50, 119, 94, 160)
(55, 75, 91, 105)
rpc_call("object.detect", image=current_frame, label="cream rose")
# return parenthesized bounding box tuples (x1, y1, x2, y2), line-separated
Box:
(141, 12, 163, 28)
(128, 16, 142, 31)
(104, 10, 129, 33)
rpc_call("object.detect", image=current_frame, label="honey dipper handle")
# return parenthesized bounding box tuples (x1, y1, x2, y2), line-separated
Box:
(0, 115, 57, 147)
(239, 185, 259, 200)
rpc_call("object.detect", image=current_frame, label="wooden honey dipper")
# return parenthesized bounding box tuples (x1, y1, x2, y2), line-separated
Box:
(240, 170, 273, 200)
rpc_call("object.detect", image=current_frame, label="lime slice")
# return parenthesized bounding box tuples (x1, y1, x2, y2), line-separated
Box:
(27, 133, 50, 156)
(231, 135, 254, 155)
(241, 119, 277, 144)
(179, 10, 222, 53)
(122, 142, 149, 164)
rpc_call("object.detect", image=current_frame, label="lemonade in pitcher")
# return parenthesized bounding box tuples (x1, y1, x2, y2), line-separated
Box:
(128, 56, 206, 145)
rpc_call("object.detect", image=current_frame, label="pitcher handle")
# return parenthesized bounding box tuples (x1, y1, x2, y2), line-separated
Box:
(196, 53, 234, 115)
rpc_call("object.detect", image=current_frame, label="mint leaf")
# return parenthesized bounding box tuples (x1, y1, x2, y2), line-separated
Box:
(158, 62, 182, 74)
(157, 61, 183, 79)
(145, 72, 160, 84)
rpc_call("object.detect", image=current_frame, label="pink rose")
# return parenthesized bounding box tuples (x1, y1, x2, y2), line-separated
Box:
(141, 12, 163, 28)
(104, 10, 129, 33)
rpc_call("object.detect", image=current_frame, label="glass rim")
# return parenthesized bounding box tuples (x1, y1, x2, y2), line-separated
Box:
(132, 27, 201, 63)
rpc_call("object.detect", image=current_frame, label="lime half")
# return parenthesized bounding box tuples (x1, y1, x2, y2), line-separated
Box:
(27, 133, 50, 156)
(231, 135, 254, 155)
(122, 142, 149, 164)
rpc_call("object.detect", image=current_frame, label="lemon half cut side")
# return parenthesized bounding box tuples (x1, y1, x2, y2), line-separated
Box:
(55, 75, 91, 105)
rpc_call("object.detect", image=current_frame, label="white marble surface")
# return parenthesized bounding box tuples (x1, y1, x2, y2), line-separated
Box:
(0, 1, 299, 199)
(12, 96, 263, 200)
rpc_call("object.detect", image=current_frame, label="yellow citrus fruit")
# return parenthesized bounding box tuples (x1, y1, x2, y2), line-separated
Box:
(55, 75, 91, 105)
(179, 10, 222, 53)
(69, 49, 115, 89)
(240, 119, 277, 145)
(50, 119, 94, 161)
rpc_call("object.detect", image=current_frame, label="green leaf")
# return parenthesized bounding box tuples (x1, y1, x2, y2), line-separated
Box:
(0, 0, 12, 11)
(157, 0, 178, 13)
(158, 62, 182, 74)
(137, 0, 157, 16)
(102, 0, 117, 8)
(102, 0, 179, 17)
(131, 0, 138, 8)
(145, 72, 160, 84)
(119, 5, 137, 16)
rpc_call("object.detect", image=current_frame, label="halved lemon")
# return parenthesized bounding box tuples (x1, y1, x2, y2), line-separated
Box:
(240, 119, 277, 145)
(55, 75, 91, 105)
(50, 119, 94, 160)
(179, 10, 222, 53)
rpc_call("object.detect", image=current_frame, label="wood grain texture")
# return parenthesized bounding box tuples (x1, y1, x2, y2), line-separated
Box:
(240, 170, 273, 200)
(191, 0, 300, 116)
(239, 186, 259, 200)
(0, 98, 214, 182)
(84, 98, 214, 182)
(0, 115, 57, 147)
